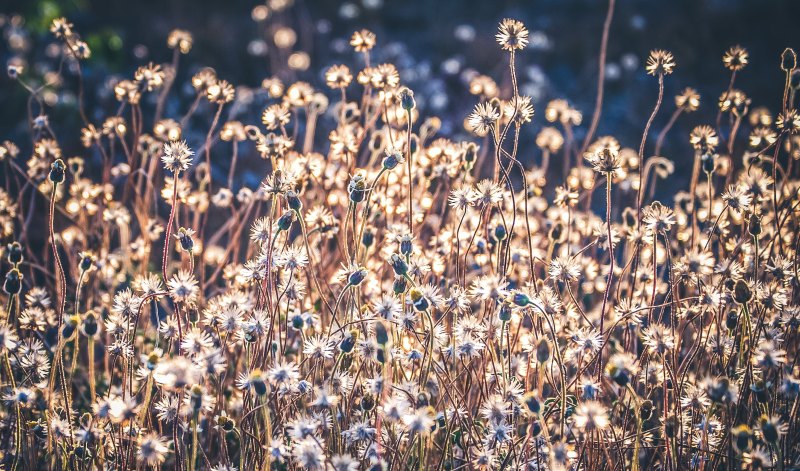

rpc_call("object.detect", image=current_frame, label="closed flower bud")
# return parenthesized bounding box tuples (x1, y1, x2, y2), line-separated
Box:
(390, 254, 408, 276)
(549, 222, 563, 241)
(79, 252, 95, 271)
(664, 415, 678, 438)
(398, 87, 416, 111)
(522, 392, 541, 415)
(361, 394, 376, 411)
(375, 320, 390, 346)
(285, 190, 303, 212)
(49, 159, 66, 184)
(498, 303, 512, 321)
(732, 425, 752, 453)
(511, 291, 530, 307)
(393, 276, 407, 294)
(362, 228, 374, 248)
(6, 242, 23, 265)
(348, 175, 367, 203)
(493, 224, 507, 241)
(339, 330, 358, 353)
(217, 414, 235, 432)
(3, 268, 22, 295)
(409, 288, 429, 311)
(750, 380, 770, 403)
(464, 142, 477, 163)
(781, 48, 797, 72)
(399, 235, 414, 256)
(175, 228, 195, 252)
(536, 338, 551, 364)
(748, 213, 761, 236)
(348, 267, 368, 286)
(640, 400, 653, 421)
(382, 149, 402, 170)
(529, 420, 543, 437)
(190, 384, 204, 410)
(416, 393, 430, 408)
(277, 210, 295, 232)
(733, 279, 752, 304)
(81, 311, 99, 337)
(252, 377, 268, 396)
(726, 310, 739, 330)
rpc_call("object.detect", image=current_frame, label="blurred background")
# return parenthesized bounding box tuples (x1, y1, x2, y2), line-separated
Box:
(1, 0, 798, 184)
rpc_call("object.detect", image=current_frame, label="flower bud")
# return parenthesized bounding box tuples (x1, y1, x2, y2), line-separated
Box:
(339, 330, 358, 353)
(3, 268, 22, 295)
(362, 228, 374, 248)
(79, 252, 96, 271)
(382, 149, 402, 170)
(536, 338, 551, 364)
(398, 87, 416, 111)
(399, 235, 413, 256)
(493, 224, 507, 241)
(409, 288, 429, 311)
(748, 213, 761, 237)
(390, 253, 408, 276)
(81, 311, 99, 337)
(733, 279, 752, 304)
(375, 321, 389, 346)
(285, 190, 303, 212)
(348, 175, 367, 203)
(49, 159, 66, 184)
(392, 276, 407, 294)
(781, 48, 797, 72)
(6, 242, 23, 265)
(277, 210, 295, 232)
(348, 267, 368, 286)
(511, 291, 530, 307)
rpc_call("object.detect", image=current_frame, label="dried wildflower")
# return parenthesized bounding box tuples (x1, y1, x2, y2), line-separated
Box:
(162, 140, 194, 173)
(675, 87, 701, 111)
(585, 147, 621, 176)
(722, 45, 749, 71)
(138, 433, 169, 466)
(134, 63, 166, 91)
(262, 104, 291, 130)
(690, 125, 719, 153)
(325, 64, 352, 89)
(646, 50, 676, 75)
(350, 29, 376, 52)
(776, 109, 800, 134)
(472, 179, 504, 206)
(207, 79, 235, 104)
(167, 29, 193, 54)
(50, 17, 74, 39)
(503, 95, 534, 124)
(496, 19, 529, 51)
(468, 102, 500, 137)
(536, 127, 564, 153)
(167, 270, 199, 303)
(573, 401, 610, 431)
(642, 202, 676, 233)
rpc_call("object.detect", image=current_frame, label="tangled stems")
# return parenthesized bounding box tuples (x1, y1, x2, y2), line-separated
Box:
(3, 294, 22, 471)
